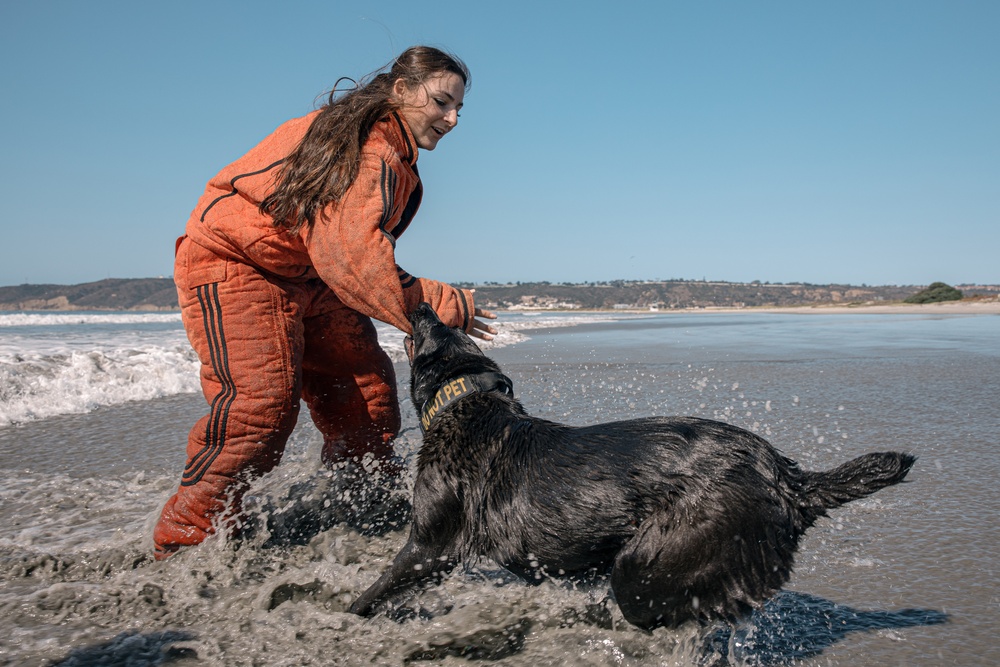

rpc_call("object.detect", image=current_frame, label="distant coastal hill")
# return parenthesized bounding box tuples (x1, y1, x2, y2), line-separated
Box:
(0, 278, 178, 311)
(463, 280, 991, 311)
(1, 278, 997, 312)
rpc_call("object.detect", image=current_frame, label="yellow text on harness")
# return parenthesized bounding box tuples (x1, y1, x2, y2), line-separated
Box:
(420, 377, 471, 431)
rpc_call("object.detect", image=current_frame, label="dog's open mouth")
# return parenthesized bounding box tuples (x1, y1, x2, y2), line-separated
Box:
(404, 335, 414, 364)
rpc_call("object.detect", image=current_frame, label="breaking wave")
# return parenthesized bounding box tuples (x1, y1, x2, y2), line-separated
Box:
(0, 311, 629, 427)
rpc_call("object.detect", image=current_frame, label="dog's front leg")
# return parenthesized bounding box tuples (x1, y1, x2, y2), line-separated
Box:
(348, 534, 456, 617)
(350, 466, 464, 617)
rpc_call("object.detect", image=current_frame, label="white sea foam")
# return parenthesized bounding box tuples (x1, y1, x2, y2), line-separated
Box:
(0, 345, 202, 426)
(0, 312, 182, 327)
(0, 310, 629, 426)
(0, 312, 197, 426)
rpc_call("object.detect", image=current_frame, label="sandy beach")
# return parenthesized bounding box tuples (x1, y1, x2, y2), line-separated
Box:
(529, 297, 1000, 318)
(718, 299, 1000, 316)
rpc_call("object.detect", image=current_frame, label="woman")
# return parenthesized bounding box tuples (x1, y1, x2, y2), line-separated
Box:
(154, 46, 495, 559)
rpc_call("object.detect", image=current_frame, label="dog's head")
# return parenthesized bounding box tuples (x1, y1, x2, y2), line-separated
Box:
(407, 303, 504, 411)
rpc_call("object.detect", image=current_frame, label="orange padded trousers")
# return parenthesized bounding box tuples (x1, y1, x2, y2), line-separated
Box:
(153, 239, 400, 559)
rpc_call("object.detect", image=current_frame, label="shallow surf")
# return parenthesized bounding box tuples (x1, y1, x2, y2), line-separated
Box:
(1, 311, 997, 665)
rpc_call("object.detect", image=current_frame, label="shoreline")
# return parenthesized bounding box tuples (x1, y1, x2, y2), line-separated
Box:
(3, 300, 999, 318)
(510, 299, 1000, 317)
(704, 299, 1000, 316)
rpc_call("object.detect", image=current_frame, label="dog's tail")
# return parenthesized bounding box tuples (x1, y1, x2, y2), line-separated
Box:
(800, 452, 916, 520)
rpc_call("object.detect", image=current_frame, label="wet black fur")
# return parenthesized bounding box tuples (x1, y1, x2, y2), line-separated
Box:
(349, 303, 916, 629)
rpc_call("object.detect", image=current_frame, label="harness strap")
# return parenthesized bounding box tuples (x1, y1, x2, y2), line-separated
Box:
(418, 371, 514, 433)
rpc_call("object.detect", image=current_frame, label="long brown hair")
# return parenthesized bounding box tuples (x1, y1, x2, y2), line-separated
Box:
(260, 46, 470, 232)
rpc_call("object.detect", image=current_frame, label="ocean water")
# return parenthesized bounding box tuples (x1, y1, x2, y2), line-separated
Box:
(0, 309, 997, 666)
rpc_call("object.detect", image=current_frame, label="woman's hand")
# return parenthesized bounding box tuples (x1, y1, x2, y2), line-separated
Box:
(467, 290, 498, 340)
(469, 306, 498, 340)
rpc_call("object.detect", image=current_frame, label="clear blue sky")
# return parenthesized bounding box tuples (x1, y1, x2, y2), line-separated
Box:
(1, 1, 997, 287)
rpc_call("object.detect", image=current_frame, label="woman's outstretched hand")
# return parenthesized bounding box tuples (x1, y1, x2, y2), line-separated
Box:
(468, 290, 498, 340)
(469, 306, 498, 340)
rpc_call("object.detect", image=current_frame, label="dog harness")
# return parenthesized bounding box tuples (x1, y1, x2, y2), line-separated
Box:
(419, 371, 514, 433)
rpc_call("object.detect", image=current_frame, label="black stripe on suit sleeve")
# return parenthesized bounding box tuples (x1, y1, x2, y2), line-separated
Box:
(200, 159, 285, 222)
(397, 266, 417, 289)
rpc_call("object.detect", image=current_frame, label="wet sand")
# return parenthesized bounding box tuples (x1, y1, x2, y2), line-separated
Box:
(745, 299, 1000, 316)
(528, 298, 1000, 319)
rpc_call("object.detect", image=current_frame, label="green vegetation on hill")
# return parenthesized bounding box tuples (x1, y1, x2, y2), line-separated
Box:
(903, 282, 963, 304)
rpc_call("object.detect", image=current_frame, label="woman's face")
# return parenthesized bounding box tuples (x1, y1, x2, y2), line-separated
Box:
(393, 71, 465, 151)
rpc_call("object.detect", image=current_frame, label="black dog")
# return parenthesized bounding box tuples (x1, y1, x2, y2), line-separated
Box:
(349, 303, 915, 629)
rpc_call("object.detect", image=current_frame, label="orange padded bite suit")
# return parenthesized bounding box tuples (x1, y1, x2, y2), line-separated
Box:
(154, 111, 475, 559)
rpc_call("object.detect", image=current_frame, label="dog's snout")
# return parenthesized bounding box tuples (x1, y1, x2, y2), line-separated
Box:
(410, 302, 436, 324)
